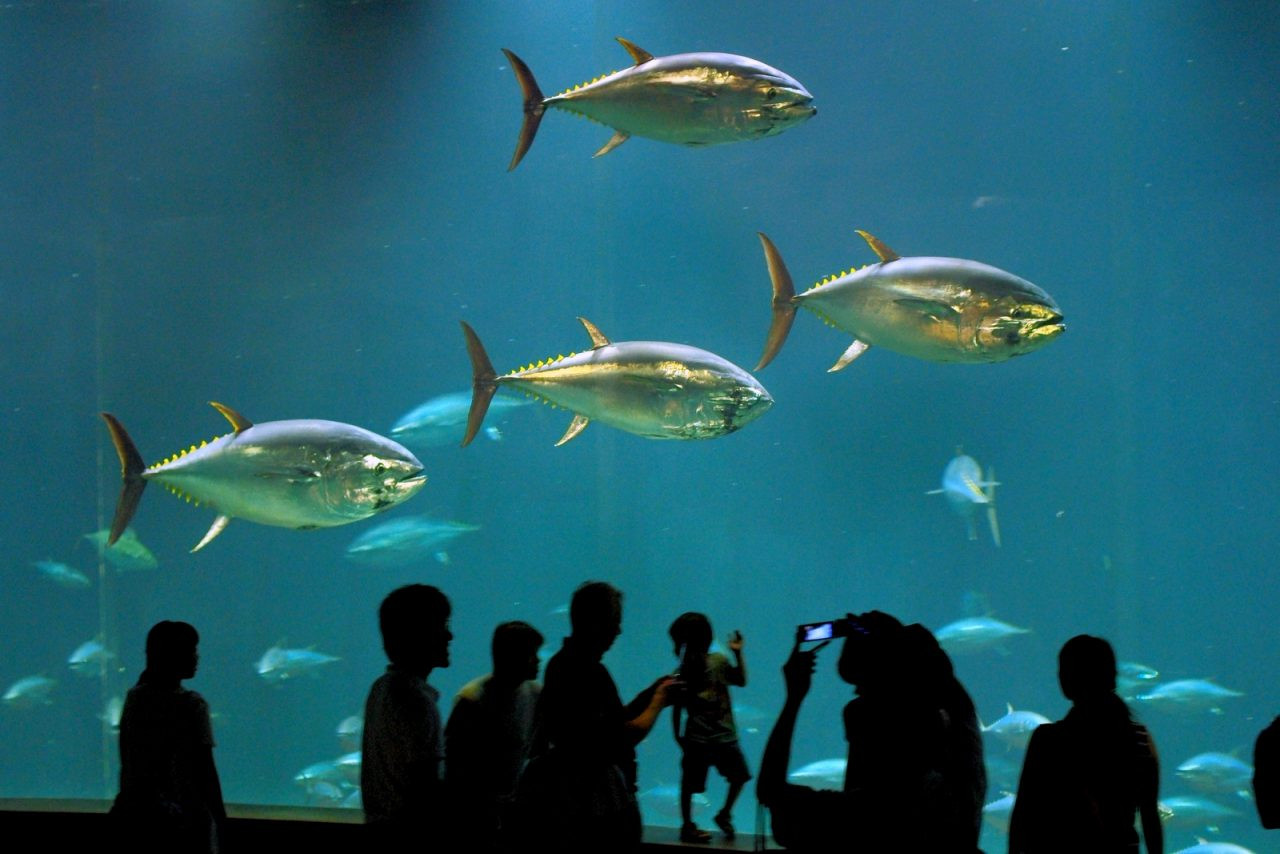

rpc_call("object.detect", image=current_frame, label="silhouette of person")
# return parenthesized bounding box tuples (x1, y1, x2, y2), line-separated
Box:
(1253, 715, 1279, 829)
(444, 619, 544, 852)
(111, 620, 225, 854)
(1008, 634, 1162, 854)
(360, 584, 452, 850)
(668, 612, 750, 843)
(511, 580, 677, 853)
(758, 611, 985, 852)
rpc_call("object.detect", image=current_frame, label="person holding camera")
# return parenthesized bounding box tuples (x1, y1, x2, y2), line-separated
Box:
(757, 611, 985, 852)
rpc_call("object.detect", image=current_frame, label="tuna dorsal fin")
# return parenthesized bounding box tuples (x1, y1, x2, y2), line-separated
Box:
(856, 229, 900, 263)
(577, 317, 611, 349)
(209, 401, 253, 434)
(616, 37, 654, 65)
(555, 414, 590, 446)
(191, 514, 231, 553)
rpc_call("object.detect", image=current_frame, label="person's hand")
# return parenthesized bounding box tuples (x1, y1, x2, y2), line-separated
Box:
(728, 630, 744, 653)
(652, 675, 680, 708)
(782, 631, 828, 700)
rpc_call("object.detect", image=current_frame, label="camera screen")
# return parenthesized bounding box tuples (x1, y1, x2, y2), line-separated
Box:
(801, 621, 834, 642)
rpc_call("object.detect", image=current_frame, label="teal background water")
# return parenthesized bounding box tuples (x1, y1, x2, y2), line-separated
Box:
(2, 2, 1276, 850)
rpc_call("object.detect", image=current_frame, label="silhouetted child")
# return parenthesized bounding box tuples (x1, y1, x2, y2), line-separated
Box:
(668, 612, 750, 843)
(361, 584, 452, 851)
(445, 620, 544, 851)
(1256, 714, 1280, 829)
(111, 620, 225, 854)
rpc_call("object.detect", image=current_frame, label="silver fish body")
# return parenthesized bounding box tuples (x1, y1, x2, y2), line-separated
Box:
(462, 318, 772, 446)
(928, 452, 1001, 546)
(391, 391, 529, 447)
(756, 231, 1065, 371)
(503, 38, 814, 169)
(101, 403, 426, 552)
(546, 51, 815, 145)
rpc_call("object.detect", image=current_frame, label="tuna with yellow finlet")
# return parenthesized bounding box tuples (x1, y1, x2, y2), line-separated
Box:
(756, 230, 1065, 372)
(502, 37, 815, 170)
(460, 318, 773, 446)
(100, 403, 427, 553)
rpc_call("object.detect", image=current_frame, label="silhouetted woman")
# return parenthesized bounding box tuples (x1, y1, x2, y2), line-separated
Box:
(1008, 634, 1162, 854)
(112, 621, 225, 854)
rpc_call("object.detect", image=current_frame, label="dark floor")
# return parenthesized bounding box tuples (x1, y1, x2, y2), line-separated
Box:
(0, 800, 778, 852)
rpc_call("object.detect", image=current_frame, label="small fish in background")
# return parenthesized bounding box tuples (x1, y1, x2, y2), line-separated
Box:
(344, 515, 481, 567)
(255, 644, 340, 682)
(927, 449, 1001, 547)
(336, 715, 363, 753)
(934, 616, 1030, 656)
(99, 402, 426, 553)
(787, 758, 847, 788)
(68, 638, 119, 677)
(1159, 794, 1242, 831)
(32, 559, 91, 589)
(461, 318, 773, 446)
(730, 702, 769, 735)
(753, 230, 1064, 372)
(1134, 679, 1244, 716)
(84, 527, 158, 572)
(501, 37, 815, 170)
(391, 391, 530, 448)
(100, 695, 124, 731)
(1117, 660, 1160, 700)
(1169, 841, 1256, 854)
(2, 675, 57, 708)
(982, 703, 1050, 750)
(1176, 752, 1254, 798)
(982, 791, 1016, 832)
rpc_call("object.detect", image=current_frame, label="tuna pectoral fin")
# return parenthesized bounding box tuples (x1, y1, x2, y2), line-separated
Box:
(593, 130, 630, 158)
(191, 515, 231, 553)
(100, 412, 147, 546)
(555, 414, 590, 447)
(828, 340, 871, 372)
(460, 321, 499, 447)
(501, 48, 546, 171)
(755, 232, 797, 371)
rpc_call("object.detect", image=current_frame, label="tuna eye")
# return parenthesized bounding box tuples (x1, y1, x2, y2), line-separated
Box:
(1005, 331, 1021, 345)
(374, 463, 387, 474)
(765, 87, 777, 100)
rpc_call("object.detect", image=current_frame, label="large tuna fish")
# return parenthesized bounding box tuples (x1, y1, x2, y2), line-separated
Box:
(502, 37, 815, 169)
(756, 230, 1064, 371)
(461, 318, 772, 446)
(100, 402, 426, 552)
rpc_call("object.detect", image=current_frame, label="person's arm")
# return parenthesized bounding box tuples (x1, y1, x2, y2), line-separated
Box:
(757, 637, 825, 807)
(727, 631, 746, 687)
(671, 695, 685, 746)
(622, 676, 677, 744)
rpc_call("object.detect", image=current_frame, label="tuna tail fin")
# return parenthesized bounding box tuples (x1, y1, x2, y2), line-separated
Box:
(99, 412, 147, 546)
(756, 232, 797, 371)
(502, 48, 545, 171)
(460, 321, 499, 447)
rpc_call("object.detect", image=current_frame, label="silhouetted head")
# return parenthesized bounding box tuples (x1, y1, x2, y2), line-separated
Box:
(837, 610, 903, 689)
(492, 620, 543, 684)
(144, 620, 199, 682)
(379, 584, 451, 675)
(569, 581, 623, 656)
(1058, 634, 1117, 702)
(669, 611, 713, 657)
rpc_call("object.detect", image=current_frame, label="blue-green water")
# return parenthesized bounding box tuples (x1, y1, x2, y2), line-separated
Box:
(2, 2, 1276, 851)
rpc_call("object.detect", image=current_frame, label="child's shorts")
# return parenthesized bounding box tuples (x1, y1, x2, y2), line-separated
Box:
(681, 740, 752, 792)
